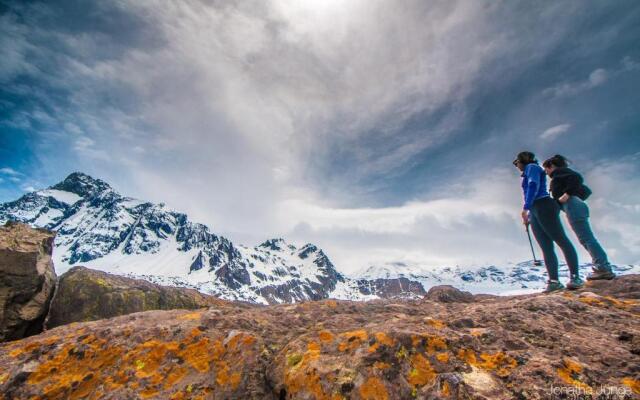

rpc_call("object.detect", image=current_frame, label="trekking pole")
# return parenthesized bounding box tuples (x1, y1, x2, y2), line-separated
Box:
(525, 224, 543, 266)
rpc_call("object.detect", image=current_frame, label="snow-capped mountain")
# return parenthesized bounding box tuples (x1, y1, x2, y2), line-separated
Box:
(350, 261, 640, 295)
(0, 173, 363, 304)
(2, 172, 638, 304)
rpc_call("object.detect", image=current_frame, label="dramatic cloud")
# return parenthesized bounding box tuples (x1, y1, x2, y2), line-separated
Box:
(1, 0, 639, 272)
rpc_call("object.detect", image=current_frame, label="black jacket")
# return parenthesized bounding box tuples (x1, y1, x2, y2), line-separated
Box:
(549, 167, 592, 201)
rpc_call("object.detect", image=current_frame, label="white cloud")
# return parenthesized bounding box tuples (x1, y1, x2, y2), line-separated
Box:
(540, 123, 571, 140)
(543, 68, 608, 97)
(277, 168, 530, 273)
(0, 167, 21, 176)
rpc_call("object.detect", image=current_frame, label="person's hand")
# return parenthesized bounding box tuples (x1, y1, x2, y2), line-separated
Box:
(521, 210, 529, 226)
(559, 193, 570, 204)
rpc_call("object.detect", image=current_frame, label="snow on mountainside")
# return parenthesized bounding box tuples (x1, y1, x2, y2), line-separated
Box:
(0, 173, 360, 304)
(2, 172, 638, 304)
(350, 261, 640, 295)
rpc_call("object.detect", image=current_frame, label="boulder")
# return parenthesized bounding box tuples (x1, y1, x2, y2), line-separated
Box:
(2, 273, 640, 399)
(424, 284, 474, 303)
(0, 222, 56, 342)
(46, 266, 226, 328)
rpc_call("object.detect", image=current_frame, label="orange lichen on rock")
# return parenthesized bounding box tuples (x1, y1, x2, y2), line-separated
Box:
(359, 376, 389, 400)
(26, 337, 124, 400)
(441, 380, 452, 396)
(306, 341, 321, 359)
(9, 335, 60, 358)
(215, 361, 241, 389)
(177, 311, 203, 320)
(557, 358, 590, 391)
(325, 300, 338, 308)
(283, 337, 341, 400)
(435, 352, 450, 363)
(407, 353, 436, 387)
(318, 330, 334, 343)
(426, 335, 447, 354)
(338, 329, 368, 352)
(457, 349, 517, 377)
(425, 318, 446, 330)
(373, 361, 391, 370)
(621, 377, 640, 395)
(368, 332, 393, 354)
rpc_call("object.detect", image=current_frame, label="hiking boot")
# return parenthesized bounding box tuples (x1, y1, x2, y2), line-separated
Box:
(566, 275, 584, 290)
(544, 280, 564, 293)
(586, 269, 616, 281)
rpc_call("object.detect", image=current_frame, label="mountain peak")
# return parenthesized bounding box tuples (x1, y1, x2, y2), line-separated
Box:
(50, 172, 112, 198)
(258, 238, 291, 251)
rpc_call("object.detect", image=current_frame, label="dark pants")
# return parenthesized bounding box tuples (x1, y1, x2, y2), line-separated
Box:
(529, 196, 579, 280)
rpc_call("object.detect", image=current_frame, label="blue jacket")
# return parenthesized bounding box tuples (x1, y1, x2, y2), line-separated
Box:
(521, 163, 550, 210)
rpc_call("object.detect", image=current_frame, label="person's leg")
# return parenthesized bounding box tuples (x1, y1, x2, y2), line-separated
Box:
(530, 204, 559, 281)
(535, 198, 580, 278)
(564, 197, 611, 272)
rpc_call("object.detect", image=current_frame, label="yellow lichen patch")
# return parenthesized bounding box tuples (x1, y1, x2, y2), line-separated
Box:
(0, 373, 7, 385)
(373, 361, 391, 370)
(435, 352, 450, 363)
(425, 318, 446, 330)
(177, 311, 203, 320)
(621, 377, 640, 395)
(318, 330, 334, 343)
(557, 358, 590, 391)
(338, 330, 368, 352)
(407, 353, 436, 387)
(359, 377, 389, 400)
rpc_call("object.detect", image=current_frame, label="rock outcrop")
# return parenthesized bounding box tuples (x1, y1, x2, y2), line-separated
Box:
(0, 222, 56, 342)
(1, 275, 639, 399)
(46, 266, 227, 329)
(424, 285, 474, 303)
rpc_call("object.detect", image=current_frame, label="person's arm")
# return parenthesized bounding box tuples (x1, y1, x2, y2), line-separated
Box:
(564, 172, 583, 196)
(523, 165, 540, 211)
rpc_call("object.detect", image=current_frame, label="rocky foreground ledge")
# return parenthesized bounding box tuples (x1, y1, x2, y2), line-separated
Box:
(0, 276, 639, 399)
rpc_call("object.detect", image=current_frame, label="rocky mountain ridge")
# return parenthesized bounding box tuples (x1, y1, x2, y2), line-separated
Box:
(2, 172, 639, 305)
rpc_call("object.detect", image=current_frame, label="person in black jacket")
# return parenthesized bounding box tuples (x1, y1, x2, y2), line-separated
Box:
(543, 155, 615, 280)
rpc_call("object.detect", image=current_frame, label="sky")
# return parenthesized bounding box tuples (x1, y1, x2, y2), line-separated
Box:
(1, 0, 639, 274)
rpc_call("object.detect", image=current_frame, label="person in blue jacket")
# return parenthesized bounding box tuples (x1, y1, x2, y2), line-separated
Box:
(513, 151, 583, 292)
(543, 154, 615, 280)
